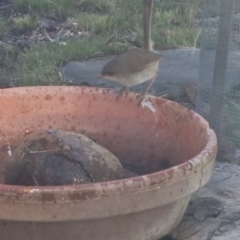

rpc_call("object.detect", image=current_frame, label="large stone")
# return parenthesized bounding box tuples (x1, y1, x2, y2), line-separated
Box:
(169, 162, 240, 240)
(4, 129, 131, 186)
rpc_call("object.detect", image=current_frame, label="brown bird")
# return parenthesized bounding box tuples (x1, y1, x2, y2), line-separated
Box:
(98, 0, 162, 105)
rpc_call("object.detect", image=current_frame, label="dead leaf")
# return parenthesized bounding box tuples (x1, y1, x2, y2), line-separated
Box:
(185, 83, 197, 107)
(106, 36, 116, 47)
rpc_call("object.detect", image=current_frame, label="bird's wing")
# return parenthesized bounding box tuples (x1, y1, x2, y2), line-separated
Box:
(142, 50, 162, 66)
(121, 49, 161, 74)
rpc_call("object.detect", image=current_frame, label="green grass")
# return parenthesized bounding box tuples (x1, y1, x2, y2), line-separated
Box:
(11, 14, 39, 32)
(12, 0, 79, 19)
(225, 100, 240, 149)
(0, 0, 203, 85)
(12, 0, 121, 19)
(18, 36, 127, 85)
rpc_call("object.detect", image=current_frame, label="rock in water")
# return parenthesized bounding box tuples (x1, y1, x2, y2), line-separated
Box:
(4, 129, 129, 186)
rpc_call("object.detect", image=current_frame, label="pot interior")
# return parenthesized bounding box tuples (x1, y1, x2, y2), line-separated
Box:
(0, 87, 208, 184)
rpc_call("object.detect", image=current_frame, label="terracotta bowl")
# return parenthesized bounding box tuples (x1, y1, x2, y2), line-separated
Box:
(0, 86, 217, 240)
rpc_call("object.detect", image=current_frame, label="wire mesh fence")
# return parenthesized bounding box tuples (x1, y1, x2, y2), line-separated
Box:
(196, 0, 240, 162)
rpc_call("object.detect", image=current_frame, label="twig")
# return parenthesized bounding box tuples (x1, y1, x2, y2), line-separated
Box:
(29, 25, 42, 41)
(207, 229, 216, 240)
(159, 94, 169, 98)
(0, 116, 12, 157)
(27, 148, 55, 154)
(56, 28, 64, 37)
(225, 97, 240, 111)
(0, 3, 11, 10)
(43, 28, 55, 42)
(194, 29, 201, 48)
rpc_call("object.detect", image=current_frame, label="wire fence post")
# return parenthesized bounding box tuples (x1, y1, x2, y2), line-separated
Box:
(209, 0, 235, 134)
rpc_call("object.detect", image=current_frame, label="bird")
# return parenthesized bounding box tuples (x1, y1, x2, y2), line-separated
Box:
(97, 0, 162, 105)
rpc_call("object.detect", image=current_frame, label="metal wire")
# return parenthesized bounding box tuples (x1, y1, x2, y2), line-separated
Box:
(197, 0, 240, 163)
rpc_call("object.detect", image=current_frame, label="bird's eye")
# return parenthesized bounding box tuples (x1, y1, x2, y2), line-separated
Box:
(108, 72, 114, 76)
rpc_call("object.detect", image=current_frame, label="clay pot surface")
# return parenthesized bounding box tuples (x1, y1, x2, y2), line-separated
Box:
(0, 86, 217, 240)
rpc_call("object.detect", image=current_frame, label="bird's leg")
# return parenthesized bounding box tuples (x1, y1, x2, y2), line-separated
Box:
(137, 75, 156, 106)
(116, 86, 128, 101)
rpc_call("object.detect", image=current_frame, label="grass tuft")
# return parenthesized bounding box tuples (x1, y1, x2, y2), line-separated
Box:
(3, 0, 203, 85)
(18, 36, 127, 85)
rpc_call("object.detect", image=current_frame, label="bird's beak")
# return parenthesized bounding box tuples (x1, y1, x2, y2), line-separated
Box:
(97, 74, 104, 79)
